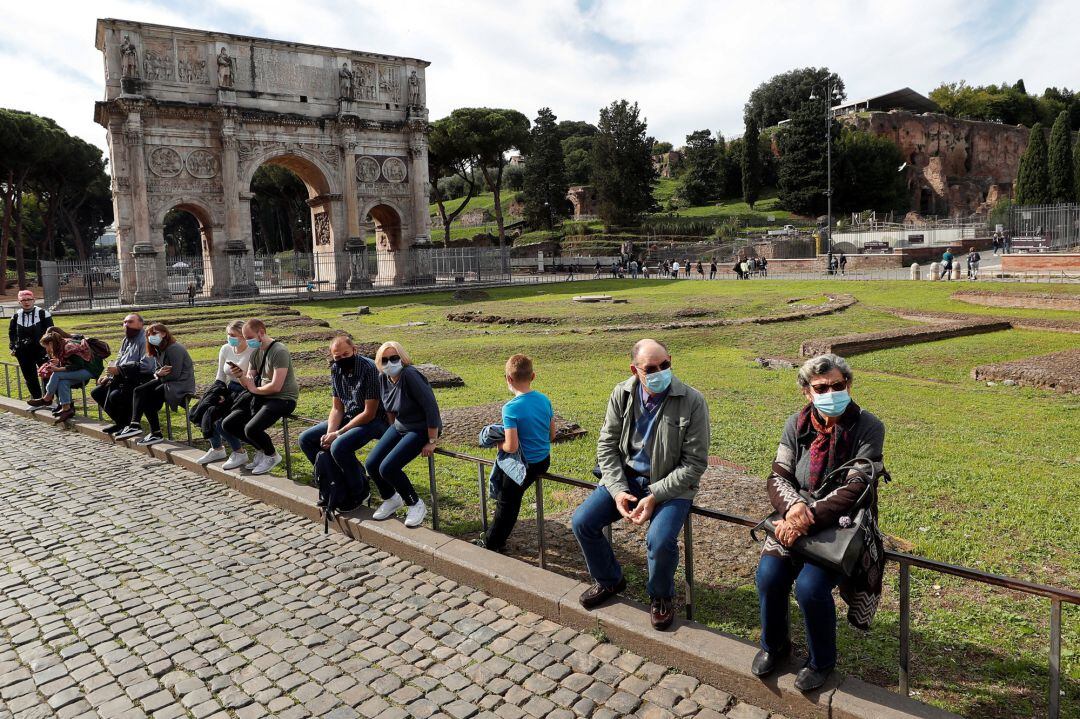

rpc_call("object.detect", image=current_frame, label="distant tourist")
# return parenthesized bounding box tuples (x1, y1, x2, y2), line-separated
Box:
(572, 338, 709, 631)
(966, 247, 981, 280)
(629, 259, 639, 279)
(8, 289, 53, 400)
(593, 260, 602, 279)
(475, 354, 555, 553)
(684, 259, 692, 277)
(761, 256, 769, 277)
(709, 259, 717, 280)
(186, 281, 196, 307)
(671, 260, 681, 279)
(992, 233, 1001, 255)
(733, 259, 744, 280)
(367, 341, 441, 528)
(696, 261, 704, 279)
(940, 248, 954, 280)
(753, 354, 887, 693)
(838, 253, 847, 275)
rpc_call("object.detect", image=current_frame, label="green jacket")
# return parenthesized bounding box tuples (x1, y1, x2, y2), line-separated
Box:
(596, 374, 710, 503)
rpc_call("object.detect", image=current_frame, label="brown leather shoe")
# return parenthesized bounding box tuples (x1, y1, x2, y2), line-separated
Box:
(579, 576, 626, 609)
(650, 597, 675, 630)
(26, 397, 50, 408)
(52, 407, 75, 424)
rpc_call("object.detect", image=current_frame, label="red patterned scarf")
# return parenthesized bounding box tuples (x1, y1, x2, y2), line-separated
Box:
(797, 402, 857, 491)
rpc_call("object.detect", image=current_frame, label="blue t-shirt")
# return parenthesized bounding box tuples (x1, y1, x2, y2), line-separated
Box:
(502, 391, 553, 464)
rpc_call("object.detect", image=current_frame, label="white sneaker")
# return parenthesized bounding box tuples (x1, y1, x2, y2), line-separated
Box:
(244, 451, 265, 471)
(221, 451, 249, 471)
(113, 424, 143, 440)
(404, 498, 427, 528)
(372, 494, 404, 520)
(136, 432, 164, 446)
(196, 447, 228, 465)
(251, 453, 282, 476)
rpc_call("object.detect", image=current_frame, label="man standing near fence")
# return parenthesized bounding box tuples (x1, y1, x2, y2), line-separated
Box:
(8, 290, 53, 399)
(571, 338, 710, 631)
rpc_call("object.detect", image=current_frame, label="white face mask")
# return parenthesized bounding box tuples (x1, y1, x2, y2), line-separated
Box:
(382, 362, 403, 378)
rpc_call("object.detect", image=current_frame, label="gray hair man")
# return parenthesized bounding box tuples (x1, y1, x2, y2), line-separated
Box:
(91, 313, 156, 434)
(572, 338, 710, 630)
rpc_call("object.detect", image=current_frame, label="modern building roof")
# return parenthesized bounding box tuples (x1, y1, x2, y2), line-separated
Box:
(832, 87, 940, 115)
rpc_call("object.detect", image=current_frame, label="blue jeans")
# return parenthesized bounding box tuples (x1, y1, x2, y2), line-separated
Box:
(364, 425, 427, 506)
(756, 554, 841, 671)
(300, 418, 389, 496)
(571, 475, 691, 599)
(46, 369, 93, 406)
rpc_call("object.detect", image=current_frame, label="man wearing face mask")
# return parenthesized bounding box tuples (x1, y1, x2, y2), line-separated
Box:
(297, 336, 388, 509)
(91, 313, 156, 434)
(571, 338, 710, 631)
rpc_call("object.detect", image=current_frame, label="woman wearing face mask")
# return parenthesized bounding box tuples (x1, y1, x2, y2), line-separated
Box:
(193, 320, 253, 465)
(752, 353, 886, 692)
(366, 341, 442, 528)
(114, 324, 195, 446)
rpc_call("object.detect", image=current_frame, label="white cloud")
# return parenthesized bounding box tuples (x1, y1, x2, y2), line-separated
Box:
(1, 0, 1074, 164)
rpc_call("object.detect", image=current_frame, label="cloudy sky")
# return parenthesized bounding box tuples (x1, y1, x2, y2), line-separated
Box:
(1, 0, 1075, 161)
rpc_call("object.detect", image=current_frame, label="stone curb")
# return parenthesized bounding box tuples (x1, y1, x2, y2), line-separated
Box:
(0, 396, 959, 719)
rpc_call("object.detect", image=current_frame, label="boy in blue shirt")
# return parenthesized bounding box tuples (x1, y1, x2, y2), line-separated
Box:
(479, 354, 556, 552)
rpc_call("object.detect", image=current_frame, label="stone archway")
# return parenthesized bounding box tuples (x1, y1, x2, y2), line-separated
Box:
(94, 18, 431, 302)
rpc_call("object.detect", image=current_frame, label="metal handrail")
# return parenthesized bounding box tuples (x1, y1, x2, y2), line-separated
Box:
(0, 371, 1072, 717)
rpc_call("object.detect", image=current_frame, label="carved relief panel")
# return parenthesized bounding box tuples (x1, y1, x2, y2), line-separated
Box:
(176, 41, 209, 84)
(142, 37, 175, 81)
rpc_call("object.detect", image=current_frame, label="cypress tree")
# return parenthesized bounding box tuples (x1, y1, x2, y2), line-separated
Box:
(1047, 111, 1075, 203)
(522, 107, 571, 230)
(742, 115, 763, 208)
(1074, 132, 1080, 201)
(1014, 122, 1050, 206)
(591, 100, 656, 226)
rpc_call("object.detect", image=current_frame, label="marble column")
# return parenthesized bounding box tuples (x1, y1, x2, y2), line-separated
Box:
(220, 124, 256, 296)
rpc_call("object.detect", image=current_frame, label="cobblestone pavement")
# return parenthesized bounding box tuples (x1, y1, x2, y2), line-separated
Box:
(0, 413, 777, 719)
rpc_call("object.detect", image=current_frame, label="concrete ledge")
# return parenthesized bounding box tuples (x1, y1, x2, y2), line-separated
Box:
(0, 394, 960, 719)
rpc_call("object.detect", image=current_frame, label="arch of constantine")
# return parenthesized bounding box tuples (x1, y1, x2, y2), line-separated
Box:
(94, 18, 431, 302)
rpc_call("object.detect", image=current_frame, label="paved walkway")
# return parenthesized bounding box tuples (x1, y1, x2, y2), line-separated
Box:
(0, 414, 778, 719)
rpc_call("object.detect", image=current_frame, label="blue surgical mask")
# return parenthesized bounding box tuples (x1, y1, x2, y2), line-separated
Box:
(147, 334, 162, 346)
(227, 336, 240, 348)
(246, 338, 261, 350)
(812, 389, 851, 417)
(642, 368, 672, 394)
(382, 362, 403, 379)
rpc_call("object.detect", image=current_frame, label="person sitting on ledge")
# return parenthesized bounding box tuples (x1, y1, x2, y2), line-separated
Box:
(571, 338, 709, 631)
(298, 335, 388, 512)
(474, 353, 555, 553)
(192, 320, 253, 466)
(221, 318, 299, 475)
(91, 313, 156, 434)
(114, 323, 195, 446)
(366, 341, 441, 528)
(752, 353, 886, 693)
(30, 328, 104, 424)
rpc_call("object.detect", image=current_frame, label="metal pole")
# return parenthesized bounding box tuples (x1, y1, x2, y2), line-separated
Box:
(16, 367, 23, 400)
(477, 461, 489, 537)
(683, 514, 695, 621)
(535, 476, 546, 569)
(164, 404, 172, 440)
(282, 416, 292, 481)
(4, 364, 10, 396)
(80, 385, 88, 417)
(184, 399, 193, 446)
(899, 561, 911, 696)
(1049, 598, 1061, 719)
(427, 454, 440, 531)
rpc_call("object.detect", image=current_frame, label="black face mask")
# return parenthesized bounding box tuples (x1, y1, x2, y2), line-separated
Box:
(334, 356, 355, 373)
(125, 326, 140, 339)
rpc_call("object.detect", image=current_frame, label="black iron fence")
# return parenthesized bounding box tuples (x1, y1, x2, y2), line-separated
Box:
(3, 361, 1074, 719)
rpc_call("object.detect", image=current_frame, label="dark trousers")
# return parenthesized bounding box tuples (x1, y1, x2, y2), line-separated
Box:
(757, 554, 841, 671)
(364, 425, 426, 505)
(91, 372, 154, 426)
(484, 455, 550, 551)
(222, 397, 295, 456)
(13, 346, 46, 399)
(131, 378, 166, 433)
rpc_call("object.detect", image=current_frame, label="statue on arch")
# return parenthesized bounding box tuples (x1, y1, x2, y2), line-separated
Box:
(217, 47, 234, 88)
(120, 35, 139, 78)
(339, 62, 354, 100)
(408, 70, 422, 107)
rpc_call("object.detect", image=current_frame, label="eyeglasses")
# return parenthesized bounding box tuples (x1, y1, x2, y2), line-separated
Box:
(636, 359, 671, 375)
(381, 355, 401, 365)
(809, 380, 848, 394)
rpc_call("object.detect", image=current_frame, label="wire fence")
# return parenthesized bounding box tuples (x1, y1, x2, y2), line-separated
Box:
(1, 361, 1074, 718)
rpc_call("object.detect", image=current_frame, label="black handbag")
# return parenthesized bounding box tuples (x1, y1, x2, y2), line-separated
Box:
(751, 458, 880, 576)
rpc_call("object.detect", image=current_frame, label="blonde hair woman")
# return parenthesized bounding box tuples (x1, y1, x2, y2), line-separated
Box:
(366, 341, 442, 527)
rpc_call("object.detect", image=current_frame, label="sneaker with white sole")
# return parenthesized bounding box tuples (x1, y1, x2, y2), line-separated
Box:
(404, 498, 427, 528)
(372, 494, 404, 520)
(196, 447, 228, 465)
(251, 453, 282, 476)
(136, 432, 163, 446)
(221, 451, 249, 471)
(113, 425, 143, 440)
(244, 451, 266, 471)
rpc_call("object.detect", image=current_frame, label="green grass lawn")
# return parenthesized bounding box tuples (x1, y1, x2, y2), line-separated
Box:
(53, 279, 1079, 716)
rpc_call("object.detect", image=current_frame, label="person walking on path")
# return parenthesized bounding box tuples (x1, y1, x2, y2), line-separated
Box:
(939, 248, 954, 280)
